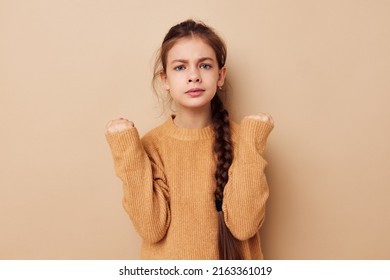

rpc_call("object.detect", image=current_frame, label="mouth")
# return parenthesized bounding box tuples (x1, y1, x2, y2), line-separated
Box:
(185, 88, 205, 97)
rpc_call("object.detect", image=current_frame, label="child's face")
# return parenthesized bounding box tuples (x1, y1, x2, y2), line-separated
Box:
(161, 36, 226, 112)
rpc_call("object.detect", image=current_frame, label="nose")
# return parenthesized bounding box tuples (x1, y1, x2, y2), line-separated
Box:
(188, 68, 201, 83)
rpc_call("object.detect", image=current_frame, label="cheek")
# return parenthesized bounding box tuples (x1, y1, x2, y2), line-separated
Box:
(167, 76, 182, 89)
(166, 71, 183, 83)
(206, 72, 220, 85)
(162, 74, 173, 89)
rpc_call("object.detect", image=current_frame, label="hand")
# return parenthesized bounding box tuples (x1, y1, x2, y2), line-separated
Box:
(245, 113, 274, 126)
(105, 118, 134, 135)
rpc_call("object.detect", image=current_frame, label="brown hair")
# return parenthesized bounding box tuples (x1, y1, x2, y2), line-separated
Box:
(152, 19, 242, 259)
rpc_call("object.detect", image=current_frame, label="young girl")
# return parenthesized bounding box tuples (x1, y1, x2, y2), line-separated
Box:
(105, 19, 274, 260)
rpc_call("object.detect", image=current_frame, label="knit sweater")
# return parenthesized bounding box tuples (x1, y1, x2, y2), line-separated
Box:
(106, 115, 273, 259)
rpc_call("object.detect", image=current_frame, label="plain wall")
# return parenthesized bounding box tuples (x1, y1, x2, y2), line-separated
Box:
(1, 0, 389, 259)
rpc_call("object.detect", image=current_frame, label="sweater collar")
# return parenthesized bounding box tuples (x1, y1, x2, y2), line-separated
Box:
(162, 115, 215, 140)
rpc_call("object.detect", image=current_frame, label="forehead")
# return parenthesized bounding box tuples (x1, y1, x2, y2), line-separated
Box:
(167, 36, 216, 62)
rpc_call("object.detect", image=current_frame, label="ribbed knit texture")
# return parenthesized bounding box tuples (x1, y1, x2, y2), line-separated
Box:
(106, 115, 273, 259)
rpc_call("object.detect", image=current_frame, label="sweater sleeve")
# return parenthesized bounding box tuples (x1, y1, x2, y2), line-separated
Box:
(222, 118, 273, 241)
(105, 128, 170, 243)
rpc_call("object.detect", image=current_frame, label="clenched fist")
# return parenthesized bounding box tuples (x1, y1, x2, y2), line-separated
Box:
(105, 118, 134, 135)
(245, 113, 274, 126)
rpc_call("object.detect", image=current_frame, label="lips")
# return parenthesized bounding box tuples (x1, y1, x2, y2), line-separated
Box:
(185, 88, 205, 97)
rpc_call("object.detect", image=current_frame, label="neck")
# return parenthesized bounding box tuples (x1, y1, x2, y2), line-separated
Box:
(173, 106, 212, 128)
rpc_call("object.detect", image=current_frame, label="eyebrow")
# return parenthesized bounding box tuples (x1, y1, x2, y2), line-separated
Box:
(170, 57, 215, 64)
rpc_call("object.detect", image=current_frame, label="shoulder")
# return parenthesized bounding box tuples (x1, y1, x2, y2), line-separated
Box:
(142, 124, 164, 144)
(141, 121, 170, 152)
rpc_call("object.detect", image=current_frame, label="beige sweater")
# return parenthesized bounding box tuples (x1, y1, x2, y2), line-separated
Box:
(106, 116, 273, 259)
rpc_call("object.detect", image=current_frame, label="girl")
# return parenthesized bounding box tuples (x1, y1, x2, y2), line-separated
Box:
(105, 19, 274, 260)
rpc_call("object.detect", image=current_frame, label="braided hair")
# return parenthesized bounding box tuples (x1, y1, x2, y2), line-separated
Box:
(153, 19, 242, 259)
(211, 94, 243, 260)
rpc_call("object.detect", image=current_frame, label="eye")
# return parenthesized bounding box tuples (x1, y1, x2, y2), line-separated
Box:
(200, 63, 212, 69)
(174, 65, 186, 71)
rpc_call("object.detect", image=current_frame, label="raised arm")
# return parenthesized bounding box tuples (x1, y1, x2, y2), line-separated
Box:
(223, 114, 274, 240)
(105, 119, 170, 243)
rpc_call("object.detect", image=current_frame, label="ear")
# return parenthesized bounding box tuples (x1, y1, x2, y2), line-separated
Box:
(217, 67, 227, 88)
(160, 71, 170, 91)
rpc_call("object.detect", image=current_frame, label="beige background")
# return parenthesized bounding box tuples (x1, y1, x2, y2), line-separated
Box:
(1, 0, 389, 259)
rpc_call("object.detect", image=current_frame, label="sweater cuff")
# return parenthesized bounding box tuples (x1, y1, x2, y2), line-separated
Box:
(105, 127, 141, 157)
(240, 118, 274, 154)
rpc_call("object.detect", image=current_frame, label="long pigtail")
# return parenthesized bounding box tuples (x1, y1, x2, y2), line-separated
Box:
(211, 94, 243, 260)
